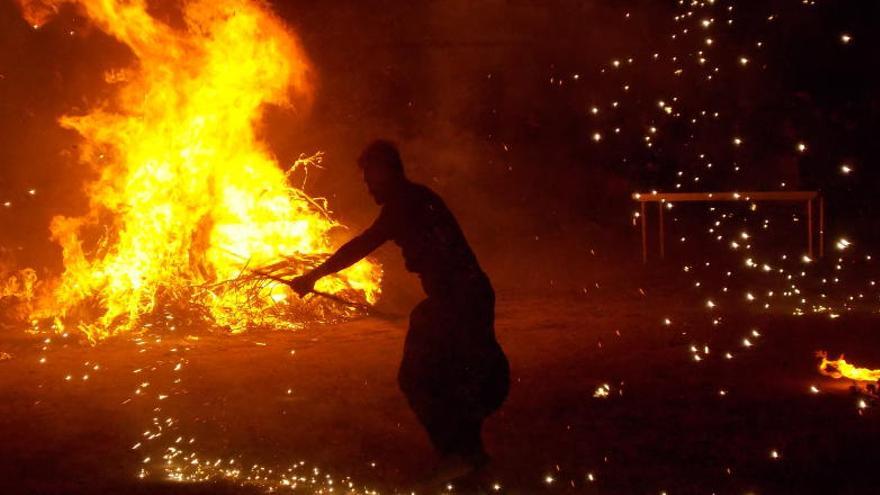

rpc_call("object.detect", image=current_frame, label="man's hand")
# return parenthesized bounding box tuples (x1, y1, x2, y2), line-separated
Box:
(287, 272, 318, 298)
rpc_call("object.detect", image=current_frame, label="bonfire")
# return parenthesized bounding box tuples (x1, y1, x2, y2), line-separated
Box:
(8, 0, 382, 342)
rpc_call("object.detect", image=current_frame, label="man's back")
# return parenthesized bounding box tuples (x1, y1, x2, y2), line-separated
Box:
(373, 181, 483, 294)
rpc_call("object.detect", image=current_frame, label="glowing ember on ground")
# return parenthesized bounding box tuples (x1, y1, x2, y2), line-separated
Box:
(14, 0, 381, 342)
(817, 351, 880, 383)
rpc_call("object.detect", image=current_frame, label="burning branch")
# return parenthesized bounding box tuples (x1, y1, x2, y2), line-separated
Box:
(817, 351, 880, 383)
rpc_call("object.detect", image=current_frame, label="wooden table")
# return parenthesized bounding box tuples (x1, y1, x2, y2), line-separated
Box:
(633, 191, 824, 263)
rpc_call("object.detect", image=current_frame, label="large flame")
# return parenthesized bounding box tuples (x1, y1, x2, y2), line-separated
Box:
(817, 351, 880, 383)
(16, 0, 381, 342)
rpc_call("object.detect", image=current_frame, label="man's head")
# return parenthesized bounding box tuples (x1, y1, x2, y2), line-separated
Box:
(358, 139, 406, 205)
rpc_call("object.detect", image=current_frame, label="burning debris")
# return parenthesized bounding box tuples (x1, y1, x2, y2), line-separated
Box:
(0, 265, 39, 322)
(13, 0, 382, 342)
(817, 351, 880, 383)
(817, 351, 880, 409)
(1, 268, 38, 301)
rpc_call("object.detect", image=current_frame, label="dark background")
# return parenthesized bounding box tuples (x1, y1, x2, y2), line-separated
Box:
(1, 0, 878, 289)
(2, 4, 880, 493)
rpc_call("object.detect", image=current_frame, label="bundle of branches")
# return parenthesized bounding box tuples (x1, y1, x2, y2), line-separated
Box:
(194, 252, 372, 334)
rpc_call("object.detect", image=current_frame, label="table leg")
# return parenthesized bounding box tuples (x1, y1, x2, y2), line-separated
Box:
(819, 196, 825, 258)
(641, 202, 648, 264)
(807, 199, 814, 258)
(658, 202, 665, 259)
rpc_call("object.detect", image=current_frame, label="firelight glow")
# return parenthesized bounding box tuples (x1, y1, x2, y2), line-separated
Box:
(16, 0, 381, 342)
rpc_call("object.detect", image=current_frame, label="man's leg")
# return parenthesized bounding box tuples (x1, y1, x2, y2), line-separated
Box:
(400, 297, 457, 453)
(414, 409, 489, 487)
(448, 415, 488, 465)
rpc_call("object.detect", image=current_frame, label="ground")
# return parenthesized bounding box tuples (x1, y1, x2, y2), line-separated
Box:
(2, 266, 879, 494)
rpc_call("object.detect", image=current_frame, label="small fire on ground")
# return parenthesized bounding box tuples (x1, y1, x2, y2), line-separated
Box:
(817, 352, 880, 383)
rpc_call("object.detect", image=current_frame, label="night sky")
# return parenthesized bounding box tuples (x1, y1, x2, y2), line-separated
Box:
(1, 0, 879, 278)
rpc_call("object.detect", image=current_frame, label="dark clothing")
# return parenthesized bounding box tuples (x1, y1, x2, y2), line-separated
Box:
(360, 181, 484, 297)
(399, 274, 508, 456)
(318, 180, 509, 457)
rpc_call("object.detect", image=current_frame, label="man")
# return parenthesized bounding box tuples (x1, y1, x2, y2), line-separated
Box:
(289, 140, 509, 479)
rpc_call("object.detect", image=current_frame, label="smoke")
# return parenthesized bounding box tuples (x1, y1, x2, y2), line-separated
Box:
(0, 0, 667, 291)
(264, 0, 645, 289)
(6, 0, 876, 294)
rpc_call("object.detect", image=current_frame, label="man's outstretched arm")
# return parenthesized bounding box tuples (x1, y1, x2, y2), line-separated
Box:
(288, 218, 389, 296)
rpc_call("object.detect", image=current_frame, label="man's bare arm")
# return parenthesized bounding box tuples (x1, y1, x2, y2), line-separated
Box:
(288, 220, 389, 296)
(311, 229, 386, 279)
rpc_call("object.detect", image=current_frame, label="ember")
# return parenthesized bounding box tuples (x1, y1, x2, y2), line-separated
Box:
(15, 0, 381, 342)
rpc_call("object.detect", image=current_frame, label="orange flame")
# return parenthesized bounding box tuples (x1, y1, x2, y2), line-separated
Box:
(0, 254, 38, 320)
(17, 0, 381, 341)
(15, 0, 58, 28)
(2, 269, 38, 301)
(817, 351, 880, 383)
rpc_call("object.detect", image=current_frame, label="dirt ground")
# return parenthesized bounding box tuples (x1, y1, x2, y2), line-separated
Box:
(2, 264, 880, 494)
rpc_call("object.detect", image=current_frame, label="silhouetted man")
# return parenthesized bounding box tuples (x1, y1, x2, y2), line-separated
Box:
(289, 140, 509, 480)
